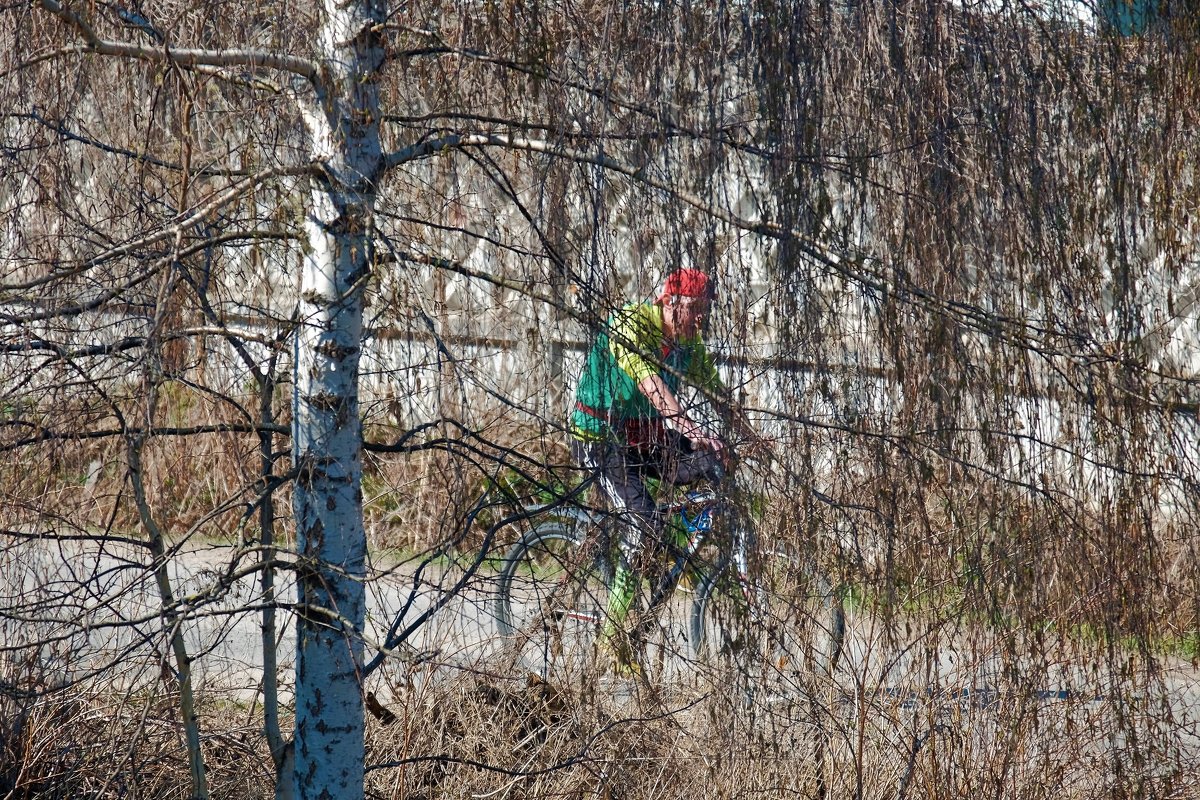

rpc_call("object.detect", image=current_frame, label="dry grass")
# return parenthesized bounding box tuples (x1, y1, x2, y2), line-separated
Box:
(0, 656, 274, 799)
(358, 657, 1199, 800)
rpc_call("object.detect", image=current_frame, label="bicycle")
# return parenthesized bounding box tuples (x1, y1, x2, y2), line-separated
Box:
(493, 466, 846, 696)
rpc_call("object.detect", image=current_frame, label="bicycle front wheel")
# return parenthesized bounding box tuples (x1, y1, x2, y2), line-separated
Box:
(691, 551, 845, 694)
(494, 521, 613, 678)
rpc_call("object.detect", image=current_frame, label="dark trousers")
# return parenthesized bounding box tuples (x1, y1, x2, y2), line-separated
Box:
(571, 430, 721, 571)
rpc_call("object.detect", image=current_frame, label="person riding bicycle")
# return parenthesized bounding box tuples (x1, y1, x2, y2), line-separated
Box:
(569, 267, 756, 673)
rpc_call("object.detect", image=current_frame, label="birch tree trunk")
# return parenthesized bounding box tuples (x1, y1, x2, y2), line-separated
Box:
(289, 0, 385, 796)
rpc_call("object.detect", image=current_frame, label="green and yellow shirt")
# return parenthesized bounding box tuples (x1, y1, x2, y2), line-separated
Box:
(570, 301, 722, 442)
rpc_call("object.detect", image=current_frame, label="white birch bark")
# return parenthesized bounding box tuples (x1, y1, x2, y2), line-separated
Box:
(289, 0, 385, 797)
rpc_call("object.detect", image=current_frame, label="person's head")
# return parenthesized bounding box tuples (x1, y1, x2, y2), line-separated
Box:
(658, 268, 714, 339)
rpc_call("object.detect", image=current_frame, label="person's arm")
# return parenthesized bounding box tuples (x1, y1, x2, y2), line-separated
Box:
(637, 373, 724, 452)
(610, 305, 723, 450)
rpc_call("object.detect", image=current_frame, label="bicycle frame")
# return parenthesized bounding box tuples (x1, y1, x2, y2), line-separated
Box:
(498, 472, 845, 679)
(649, 487, 757, 612)
(516, 481, 757, 620)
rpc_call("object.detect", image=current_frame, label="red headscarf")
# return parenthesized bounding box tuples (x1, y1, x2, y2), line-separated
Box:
(658, 269, 714, 302)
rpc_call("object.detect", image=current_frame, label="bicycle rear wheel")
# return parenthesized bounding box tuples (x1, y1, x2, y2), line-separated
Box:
(691, 549, 845, 698)
(494, 521, 613, 678)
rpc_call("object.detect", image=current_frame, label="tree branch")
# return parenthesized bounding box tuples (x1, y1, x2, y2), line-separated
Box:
(0, 168, 307, 297)
(36, 0, 320, 81)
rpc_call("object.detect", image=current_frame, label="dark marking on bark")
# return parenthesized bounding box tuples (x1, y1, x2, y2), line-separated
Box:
(314, 719, 357, 735)
(307, 391, 343, 412)
(327, 208, 368, 234)
(301, 519, 325, 551)
(315, 339, 359, 360)
(345, 264, 370, 286)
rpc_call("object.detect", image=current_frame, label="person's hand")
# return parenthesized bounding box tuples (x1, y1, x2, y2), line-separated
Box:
(690, 433, 726, 454)
(674, 415, 722, 453)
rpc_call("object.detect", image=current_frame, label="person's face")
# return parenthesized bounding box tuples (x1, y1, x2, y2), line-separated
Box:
(663, 295, 711, 339)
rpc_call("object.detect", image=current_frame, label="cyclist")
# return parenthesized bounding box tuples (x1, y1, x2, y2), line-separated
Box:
(569, 267, 756, 673)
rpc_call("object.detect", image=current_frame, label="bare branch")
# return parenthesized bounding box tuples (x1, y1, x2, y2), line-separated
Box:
(35, 0, 321, 81)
